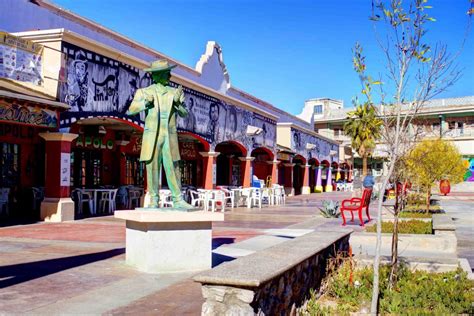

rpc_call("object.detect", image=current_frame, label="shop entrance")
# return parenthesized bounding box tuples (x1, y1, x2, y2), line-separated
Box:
(215, 141, 247, 186)
(293, 155, 306, 195)
(251, 147, 274, 186)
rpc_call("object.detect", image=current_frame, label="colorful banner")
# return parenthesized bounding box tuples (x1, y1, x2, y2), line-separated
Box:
(0, 100, 58, 128)
(0, 31, 43, 85)
(463, 158, 474, 182)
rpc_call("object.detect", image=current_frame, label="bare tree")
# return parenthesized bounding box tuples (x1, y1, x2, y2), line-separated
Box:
(351, 0, 470, 313)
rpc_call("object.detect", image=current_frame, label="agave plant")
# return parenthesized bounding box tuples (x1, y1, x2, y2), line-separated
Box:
(319, 200, 341, 218)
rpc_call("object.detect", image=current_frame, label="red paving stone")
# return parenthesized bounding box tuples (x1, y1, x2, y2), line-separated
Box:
(0, 222, 125, 243)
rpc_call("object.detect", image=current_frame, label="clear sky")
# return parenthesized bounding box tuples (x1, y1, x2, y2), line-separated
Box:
(53, 0, 473, 114)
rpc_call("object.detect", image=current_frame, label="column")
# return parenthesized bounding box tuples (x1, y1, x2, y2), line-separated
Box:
(239, 156, 255, 188)
(302, 164, 311, 195)
(325, 167, 333, 192)
(283, 163, 295, 196)
(200, 151, 220, 189)
(315, 166, 323, 193)
(335, 168, 341, 182)
(39, 132, 78, 222)
(266, 159, 280, 186)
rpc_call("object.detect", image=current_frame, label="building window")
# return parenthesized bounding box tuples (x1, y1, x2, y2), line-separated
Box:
(0, 143, 20, 188)
(125, 156, 145, 186)
(314, 105, 323, 114)
(72, 150, 102, 187)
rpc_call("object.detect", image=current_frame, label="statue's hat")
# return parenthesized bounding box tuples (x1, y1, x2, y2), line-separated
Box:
(144, 59, 177, 73)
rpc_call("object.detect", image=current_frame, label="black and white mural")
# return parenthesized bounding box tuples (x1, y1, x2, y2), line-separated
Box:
(291, 128, 339, 162)
(175, 85, 276, 151)
(59, 42, 276, 151)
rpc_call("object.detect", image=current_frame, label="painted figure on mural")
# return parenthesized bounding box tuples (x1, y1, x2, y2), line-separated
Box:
(122, 78, 138, 114)
(225, 106, 238, 140)
(127, 59, 194, 210)
(66, 50, 89, 111)
(207, 102, 220, 142)
(185, 96, 196, 131)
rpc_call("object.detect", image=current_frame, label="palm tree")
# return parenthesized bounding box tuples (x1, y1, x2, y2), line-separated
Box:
(344, 102, 382, 176)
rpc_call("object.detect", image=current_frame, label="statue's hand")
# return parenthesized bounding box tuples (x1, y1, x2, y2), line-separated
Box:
(174, 85, 185, 104)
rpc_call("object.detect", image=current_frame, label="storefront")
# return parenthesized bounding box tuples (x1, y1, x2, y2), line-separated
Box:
(0, 90, 66, 220)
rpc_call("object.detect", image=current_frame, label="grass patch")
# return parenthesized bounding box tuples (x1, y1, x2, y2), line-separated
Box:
(399, 211, 432, 218)
(365, 219, 432, 234)
(403, 204, 443, 213)
(304, 262, 474, 315)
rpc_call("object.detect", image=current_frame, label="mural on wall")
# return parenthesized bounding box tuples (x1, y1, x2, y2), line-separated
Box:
(59, 42, 150, 127)
(463, 158, 474, 182)
(291, 128, 338, 163)
(59, 42, 276, 152)
(175, 85, 276, 151)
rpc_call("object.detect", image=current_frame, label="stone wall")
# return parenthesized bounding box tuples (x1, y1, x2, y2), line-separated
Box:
(194, 230, 352, 315)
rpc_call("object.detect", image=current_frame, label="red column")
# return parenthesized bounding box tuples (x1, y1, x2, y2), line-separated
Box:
(39, 133, 78, 222)
(239, 156, 254, 188)
(302, 164, 310, 194)
(283, 163, 295, 195)
(267, 160, 279, 185)
(200, 151, 219, 189)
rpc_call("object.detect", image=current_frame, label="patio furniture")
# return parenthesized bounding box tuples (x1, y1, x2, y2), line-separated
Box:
(341, 188, 372, 226)
(248, 188, 262, 209)
(220, 188, 235, 208)
(0, 188, 10, 216)
(190, 190, 207, 210)
(79, 189, 95, 215)
(128, 187, 142, 209)
(98, 189, 118, 214)
(159, 189, 173, 208)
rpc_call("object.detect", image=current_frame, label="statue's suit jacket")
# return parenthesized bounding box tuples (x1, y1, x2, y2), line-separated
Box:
(128, 83, 188, 163)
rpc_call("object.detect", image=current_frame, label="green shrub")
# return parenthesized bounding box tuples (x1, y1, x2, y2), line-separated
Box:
(365, 220, 432, 234)
(304, 262, 474, 315)
(318, 200, 341, 218)
(403, 204, 443, 213)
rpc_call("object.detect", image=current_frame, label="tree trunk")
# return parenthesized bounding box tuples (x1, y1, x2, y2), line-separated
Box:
(425, 189, 431, 214)
(389, 201, 400, 289)
(363, 155, 368, 176)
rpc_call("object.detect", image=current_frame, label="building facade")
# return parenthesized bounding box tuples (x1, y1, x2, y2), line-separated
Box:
(0, 0, 342, 221)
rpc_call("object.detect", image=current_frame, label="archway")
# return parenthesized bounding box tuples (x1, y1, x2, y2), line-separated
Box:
(251, 147, 274, 186)
(177, 132, 210, 189)
(308, 158, 320, 193)
(292, 155, 306, 195)
(70, 117, 143, 189)
(215, 141, 247, 186)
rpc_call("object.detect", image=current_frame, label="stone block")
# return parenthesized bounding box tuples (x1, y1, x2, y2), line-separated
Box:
(40, 197, 75, 222)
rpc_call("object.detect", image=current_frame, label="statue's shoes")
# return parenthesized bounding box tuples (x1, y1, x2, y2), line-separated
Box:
(173, 200, 196, 210)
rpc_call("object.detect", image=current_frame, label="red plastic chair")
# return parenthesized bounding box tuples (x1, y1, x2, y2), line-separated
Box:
(341, 188, 372, 226)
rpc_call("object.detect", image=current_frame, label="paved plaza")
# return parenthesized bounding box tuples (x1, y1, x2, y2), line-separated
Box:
(1, 189, 472, 315)
(0, 192, 357, 315)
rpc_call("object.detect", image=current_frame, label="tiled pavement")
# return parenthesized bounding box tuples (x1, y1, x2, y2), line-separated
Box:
(0, 191, 363, 315)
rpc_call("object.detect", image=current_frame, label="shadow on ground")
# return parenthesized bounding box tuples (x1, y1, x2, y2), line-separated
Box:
(0, 248, 124, 289)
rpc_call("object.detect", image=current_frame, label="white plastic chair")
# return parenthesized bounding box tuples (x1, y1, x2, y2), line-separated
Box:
(99, 189, 118, 214)
(212, 190, 226, 212)
(220, 188, 235, 208)
(249, 188, 262, 209)
(80, 189, 95, 215)
(128, 187, 142, 209)
(190, 190, 207, 210)
(159, 189, 173, 208)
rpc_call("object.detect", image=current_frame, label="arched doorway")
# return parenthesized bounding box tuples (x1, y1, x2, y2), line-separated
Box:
(177, 132, 210, 189)
(308, 158, 320, 192)
(70, 117, 143, 189)
(292, 155, 306, 195)
(251, 147, 274, 186)
(215, 141, 247, 186)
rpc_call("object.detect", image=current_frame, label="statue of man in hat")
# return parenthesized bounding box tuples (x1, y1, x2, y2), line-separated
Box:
(127, 59, 194, 210)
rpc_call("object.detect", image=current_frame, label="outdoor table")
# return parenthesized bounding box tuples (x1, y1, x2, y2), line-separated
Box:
(83, 188, 117, 214)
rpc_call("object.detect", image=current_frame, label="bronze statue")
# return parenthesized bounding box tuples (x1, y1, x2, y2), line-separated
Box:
(127, 59, 194, 210)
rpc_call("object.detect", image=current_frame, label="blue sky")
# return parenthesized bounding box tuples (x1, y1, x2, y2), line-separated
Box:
(54, 0, 473, 114)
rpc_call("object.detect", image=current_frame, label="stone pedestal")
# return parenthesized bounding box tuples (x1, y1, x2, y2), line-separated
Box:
(41, 197, 75, 222)
(115, 210, 224, 273)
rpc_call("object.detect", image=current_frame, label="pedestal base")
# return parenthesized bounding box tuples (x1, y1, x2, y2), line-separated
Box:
(301, 186, 311, 195)
(40, 197, 75, 222)
(315, 185, 323, 193)
(325, 185, 333, 192)
(115, 210, 224, 273)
